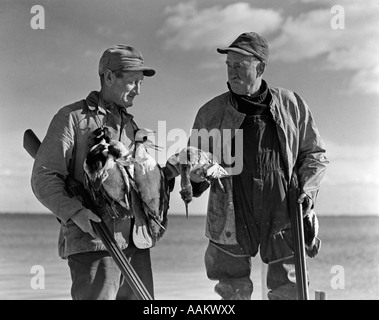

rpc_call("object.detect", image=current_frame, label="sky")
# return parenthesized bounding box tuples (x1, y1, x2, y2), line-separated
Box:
(0, 0, 378, 215)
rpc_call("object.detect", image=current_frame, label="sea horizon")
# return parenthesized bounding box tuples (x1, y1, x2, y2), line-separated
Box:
(1, 211, 379, 217)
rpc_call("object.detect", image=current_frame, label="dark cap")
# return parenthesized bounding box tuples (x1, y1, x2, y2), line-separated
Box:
(98, 45, 155, 77)
(217, 32, 269, 62)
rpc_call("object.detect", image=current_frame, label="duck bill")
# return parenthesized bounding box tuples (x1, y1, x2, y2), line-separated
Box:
(150, 215, 166, 231)
(93, 177, 103, 191)
(145, 139, 163, 151)
(185, 202, 189, 219)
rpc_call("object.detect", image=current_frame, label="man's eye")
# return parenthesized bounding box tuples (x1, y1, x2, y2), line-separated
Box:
(226, 62, 243, 69)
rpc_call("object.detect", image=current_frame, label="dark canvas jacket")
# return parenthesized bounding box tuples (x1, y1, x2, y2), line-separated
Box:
(189, 87, 329, 245)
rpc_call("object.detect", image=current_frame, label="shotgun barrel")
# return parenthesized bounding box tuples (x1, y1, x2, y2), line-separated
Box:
(288, 175, 309, 300)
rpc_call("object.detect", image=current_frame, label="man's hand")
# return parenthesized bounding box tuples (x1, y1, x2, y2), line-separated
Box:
(297, 193, 313, 217)
(190, 168, 207, 183)
(162, 165, 179, 181)
(70, 208, 101, 238)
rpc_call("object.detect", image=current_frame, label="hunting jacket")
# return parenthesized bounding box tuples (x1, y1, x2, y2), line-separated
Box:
(189, 86, 329, 246)
(31, 91, 138, 258)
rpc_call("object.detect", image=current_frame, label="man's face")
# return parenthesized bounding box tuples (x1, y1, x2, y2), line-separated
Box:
(226, 51, 261, 96)
(109, 71, 144, 108)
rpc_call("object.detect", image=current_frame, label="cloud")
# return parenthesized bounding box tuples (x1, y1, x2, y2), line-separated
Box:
(270, 1, 379, 95)
(158, 1, 283, 51)
(159, 1, 379, 95)
(94, 25, 134, 42)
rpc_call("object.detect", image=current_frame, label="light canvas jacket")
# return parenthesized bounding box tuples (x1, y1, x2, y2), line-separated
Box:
(31, 91, 138, 258)
(189, 86, 329, 246)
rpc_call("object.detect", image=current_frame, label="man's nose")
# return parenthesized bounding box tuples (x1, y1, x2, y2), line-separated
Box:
(228, 69, 238, 78)
(134, 82, 141, 95)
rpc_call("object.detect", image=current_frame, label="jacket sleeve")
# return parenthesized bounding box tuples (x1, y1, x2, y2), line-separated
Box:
(31, 108, 84, 223)
(295, 93, 329, 204)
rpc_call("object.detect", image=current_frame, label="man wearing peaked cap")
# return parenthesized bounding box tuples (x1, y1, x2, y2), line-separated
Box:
(98, 45, 155, 77)
(98, 45, 155, 109)
(31, 45, 161, 300)
(177, 32, 329, 300)
(216, 32, 269, 62)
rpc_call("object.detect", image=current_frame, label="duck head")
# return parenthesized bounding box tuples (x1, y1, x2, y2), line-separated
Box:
(134, 129, 162, 151)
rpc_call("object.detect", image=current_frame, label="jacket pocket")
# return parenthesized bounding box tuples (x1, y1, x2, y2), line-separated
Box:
(206, 183, 230, 240)
(269, 228, 294, 262)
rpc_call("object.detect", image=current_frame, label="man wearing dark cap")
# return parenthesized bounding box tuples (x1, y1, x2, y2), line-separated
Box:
(186, 32, 329, 299)
(32, 45, 158, 299)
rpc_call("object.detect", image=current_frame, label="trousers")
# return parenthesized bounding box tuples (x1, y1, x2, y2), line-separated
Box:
(205, 114, 302, 300)
(67, 244, 154, 300)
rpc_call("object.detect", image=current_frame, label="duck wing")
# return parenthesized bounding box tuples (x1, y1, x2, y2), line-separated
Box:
(130, 187, 154, 249)
(83, 128, 133, 220)
(176, 146, 230, 217)
(100, 160, 132, 219)
(133, 144, 169, 242)
(149, 163, 169, 241)
(134, 151, 161, 216)
(84, 158, 132, 219)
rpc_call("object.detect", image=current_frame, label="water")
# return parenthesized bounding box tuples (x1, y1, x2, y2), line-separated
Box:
(0, 213, 378, 300)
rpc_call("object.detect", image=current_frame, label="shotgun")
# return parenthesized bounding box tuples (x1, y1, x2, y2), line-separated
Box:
(23, 129, 152, 300)
(288, 175, 309, 300)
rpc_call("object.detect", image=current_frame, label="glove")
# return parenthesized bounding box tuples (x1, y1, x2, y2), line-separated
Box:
(190, 168, 207, 183)
(70, 208, 101, 238)
(297, 193, 313, 217)
(303, 209, 321, 258)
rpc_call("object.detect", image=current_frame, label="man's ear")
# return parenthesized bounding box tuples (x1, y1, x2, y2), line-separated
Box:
(257, 61, 267, 78)
(103, 69, 114, 87)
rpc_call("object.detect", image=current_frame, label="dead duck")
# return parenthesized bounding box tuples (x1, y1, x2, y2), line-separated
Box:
(130, 128, 169, 249)
(83, 127, 133, 219)
(168, 146, 230, 218)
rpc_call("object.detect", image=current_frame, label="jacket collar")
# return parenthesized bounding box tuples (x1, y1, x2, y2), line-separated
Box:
(225, 93, 246, 128)
(85, 91, 114, 115)
(267, 88, 283, 126)
(225, 85, 284, 130)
